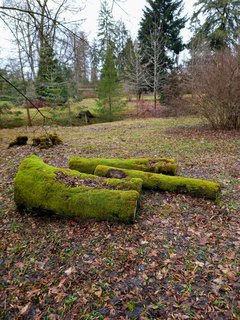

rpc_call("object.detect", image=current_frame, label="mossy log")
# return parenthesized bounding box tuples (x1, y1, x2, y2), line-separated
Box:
(14, 155, 142, 223)
(94, 165, 221, 200)
(69, 157, 177, 175)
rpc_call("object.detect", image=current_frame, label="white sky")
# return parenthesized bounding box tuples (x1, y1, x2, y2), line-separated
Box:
(81, 0, 195, 41)
(0, 0, 196, 61)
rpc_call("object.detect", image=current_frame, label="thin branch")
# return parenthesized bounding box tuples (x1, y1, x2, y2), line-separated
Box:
(0, 73, 47, 120)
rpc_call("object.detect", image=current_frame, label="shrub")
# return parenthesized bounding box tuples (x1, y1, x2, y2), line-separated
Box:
(0, 102, 12, 114)
(160, 70, 197, 117)
(190, 47, 240, 130)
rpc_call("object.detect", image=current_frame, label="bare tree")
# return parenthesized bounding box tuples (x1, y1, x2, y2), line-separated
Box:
(72, 31, 90, 94)
(0, 0, 85, 76)
(190, 46, 240, 130)
(141, 22, 166, 114)
(89, 38, 99, 86)
(123, 40, 146, 110)
(0, 0, 85, 124)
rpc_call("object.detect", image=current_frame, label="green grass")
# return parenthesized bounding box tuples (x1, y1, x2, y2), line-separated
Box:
(0, 95, 160, 128)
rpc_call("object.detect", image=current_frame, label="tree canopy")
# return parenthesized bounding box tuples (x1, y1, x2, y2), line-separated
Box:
(190, 0, 240, 50)
(138, 0, 186, 70)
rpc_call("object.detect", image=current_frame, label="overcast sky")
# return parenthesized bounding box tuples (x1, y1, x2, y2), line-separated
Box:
(82, 0, 195, 41)
(0, 0, 196, 60)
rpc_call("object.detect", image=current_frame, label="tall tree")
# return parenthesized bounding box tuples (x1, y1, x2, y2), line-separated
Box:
(141, 22, 167, 112)
(190, 0, 240, 51)
(114, 20, 130, 76)
(35, 39, 68, 103)
(72, 31, 90, 92)
(90, 38, 99, 86)
(122, 39, 147, 107)
(138, 0, 186, 73)
(97, 0, 116, 61)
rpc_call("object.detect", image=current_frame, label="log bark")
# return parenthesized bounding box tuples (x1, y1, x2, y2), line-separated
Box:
(69, 157, 176, 175)
(94, 165, 221, 201)
(14, 155, 141, 223)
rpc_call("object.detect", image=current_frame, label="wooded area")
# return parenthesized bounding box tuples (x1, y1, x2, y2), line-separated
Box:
(0, 0, 239, 129)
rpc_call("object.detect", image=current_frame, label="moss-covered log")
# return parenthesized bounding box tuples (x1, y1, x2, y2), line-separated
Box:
(94, 165, 221, 200)
(14, 155, 141, 223)
(69, 157, 177, 175)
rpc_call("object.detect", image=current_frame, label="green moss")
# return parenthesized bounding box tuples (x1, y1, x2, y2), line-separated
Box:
(14, 155, 141, 223)
(32, 132, 63, 149)
(69, 157, 177, 175)
(94, 165, 221, 201)
(8, 135, 28, 148)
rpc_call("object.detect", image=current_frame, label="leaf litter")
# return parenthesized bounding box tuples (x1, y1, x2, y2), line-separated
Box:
(0, 117, 239, 319)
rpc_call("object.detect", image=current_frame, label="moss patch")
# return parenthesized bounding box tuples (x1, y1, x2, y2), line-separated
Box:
(8, 135, 28, 148)
(94, 165, 221, 201)
(14, 155, 141, 223)
(32, 132, 63, 149)
(69, 157, 177, 175)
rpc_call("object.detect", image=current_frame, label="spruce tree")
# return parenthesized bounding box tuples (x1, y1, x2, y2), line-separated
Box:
(35, 39, 68, 104)
(96, 46, 125, 121)
(97, 0, 116, 62)
(138, 0, 186, 71)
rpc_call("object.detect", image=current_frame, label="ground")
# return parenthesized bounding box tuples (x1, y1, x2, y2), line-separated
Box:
(0, 117, 240, 319)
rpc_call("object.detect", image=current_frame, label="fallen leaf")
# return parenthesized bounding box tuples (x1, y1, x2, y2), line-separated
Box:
(94, 289, 102, 298)
(19, 303, 30, 315)
(64, 267, 75, 276)
(195, 261, 204, 267)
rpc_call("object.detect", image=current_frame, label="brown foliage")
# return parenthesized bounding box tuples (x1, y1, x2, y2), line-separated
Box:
(190, 47, 240, 130)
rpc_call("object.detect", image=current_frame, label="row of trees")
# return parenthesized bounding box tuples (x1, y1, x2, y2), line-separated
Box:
(0, 0, 239, 128)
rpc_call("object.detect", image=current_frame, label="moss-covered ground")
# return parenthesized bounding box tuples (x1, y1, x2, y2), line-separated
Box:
(0, 116, 240, 319)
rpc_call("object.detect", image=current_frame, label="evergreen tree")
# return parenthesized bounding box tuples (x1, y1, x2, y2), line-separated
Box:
(97, 0, 116, 61)
(119, 37, 136, 79)
(138, 0, 186, 73)
(35, 39, 68, 104)
(96, 46, 125, 121)
(114, 20, 130, 76)
(190, 0, 240, 51)
(90, 39, 99, 85)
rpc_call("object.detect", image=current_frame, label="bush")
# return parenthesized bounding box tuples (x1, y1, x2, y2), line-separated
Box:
(190, 47, 240, 130)
(95, 99, 126, 122)
(0, 102, 12, 114)
(160, 70, 197, 117)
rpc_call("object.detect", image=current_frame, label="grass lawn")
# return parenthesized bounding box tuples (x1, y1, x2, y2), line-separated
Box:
(0, 96, 162, 129)
(0, 116, 239, 319)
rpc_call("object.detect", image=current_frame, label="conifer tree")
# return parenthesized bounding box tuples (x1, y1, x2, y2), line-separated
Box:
(35, 39, 68, 104)
(190, 0, 240, 51)
(96, 46, 125, 121)
(138, 0, 186, 71)
(97, 0, 116, 62)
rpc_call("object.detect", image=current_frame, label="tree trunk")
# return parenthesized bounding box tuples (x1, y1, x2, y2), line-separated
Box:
(14, 155, 141, 223)
(69, 157, 176, 175)
(94, 165, 221, 201)
(26, 106, 32, 126)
